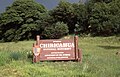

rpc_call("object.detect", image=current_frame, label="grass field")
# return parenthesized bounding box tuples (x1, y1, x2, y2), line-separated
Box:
(0, 36, 120, 77)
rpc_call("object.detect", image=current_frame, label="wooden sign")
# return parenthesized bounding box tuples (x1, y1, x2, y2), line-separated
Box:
(32, 35, 82, 63)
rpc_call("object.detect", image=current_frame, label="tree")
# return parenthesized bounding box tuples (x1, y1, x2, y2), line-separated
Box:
(108, 0, 120, 34)
(42, 22, 69, 39)
(72, 3, 88, 34)
(88, 0, 120, 36)
(50, 1, 76, 33)
(0, 0, 47, 41)
(90, 0, 112, 3)
(89, 2, 112, 36)
(50, 1, 89, 35)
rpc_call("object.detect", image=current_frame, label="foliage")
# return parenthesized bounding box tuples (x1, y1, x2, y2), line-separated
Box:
(9, 51, 23, 60)
(0, 51, 26, 66)
(0, 36, 120, 77)
(0, 0, 47, 41)
(72, 3, 88, 34)
(108, 0, 120, 34)
(87, 0, 120, 36)
(50, 1, 76, 33)
(0, 0, 120, 41)
(43, 22, 69, 39)
(50, 1, 88, 34)
(0, 51, 11, 66)
(89, 2, 112, 36)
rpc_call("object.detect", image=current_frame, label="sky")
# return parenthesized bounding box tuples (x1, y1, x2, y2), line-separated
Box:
(0, 0, 80, 13)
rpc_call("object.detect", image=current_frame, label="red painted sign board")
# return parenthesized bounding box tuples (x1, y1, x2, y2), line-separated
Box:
(32, 35, 82, 63)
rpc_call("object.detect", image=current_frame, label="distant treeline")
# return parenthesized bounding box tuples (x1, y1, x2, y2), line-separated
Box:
(0, 0, 120, 42)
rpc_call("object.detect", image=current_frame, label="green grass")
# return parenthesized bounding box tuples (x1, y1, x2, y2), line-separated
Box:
(0, 36, 120, 77)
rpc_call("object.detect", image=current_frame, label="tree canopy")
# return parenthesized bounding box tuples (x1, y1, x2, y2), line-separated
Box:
(88, 0, 120, 36)
(0, 0, 47, 41)
(0, 0, 120, 42)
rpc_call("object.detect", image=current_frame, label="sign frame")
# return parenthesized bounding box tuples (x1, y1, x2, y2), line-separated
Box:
(32, 35, 82, 63)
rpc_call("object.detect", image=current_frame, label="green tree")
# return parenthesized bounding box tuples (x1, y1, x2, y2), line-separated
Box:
(0, 0, 47, 41)
(89, 2, 112, 36)
(50, 1, 76, 33)
(109, 0, 120, 34)
(90, 0, 112, 3)
(72, 3, 88, 34)
(43, 22, 69, 39)
(88, 0, 120, 36)
(50, 1, 88, 35)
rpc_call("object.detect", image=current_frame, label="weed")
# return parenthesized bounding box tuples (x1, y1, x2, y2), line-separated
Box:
(0, 36, 120, 77)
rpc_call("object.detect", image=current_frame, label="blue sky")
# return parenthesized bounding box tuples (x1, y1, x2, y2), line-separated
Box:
(0, 0, 80, 13)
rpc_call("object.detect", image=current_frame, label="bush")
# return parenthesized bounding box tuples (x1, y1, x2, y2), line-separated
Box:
(9, 52, 23, 60)
(43, 22, 69, 39)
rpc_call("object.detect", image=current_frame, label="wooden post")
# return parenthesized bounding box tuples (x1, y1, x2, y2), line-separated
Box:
(32, 45, 41, 63)
(78, 48, 82, 63)
(32, 43, 35, 63)
(36, 35, 40, 45)
(32, 35, 40, 63)
(74, 36, 78, 61)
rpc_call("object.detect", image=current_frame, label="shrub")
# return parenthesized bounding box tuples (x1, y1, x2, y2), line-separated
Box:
(9, 52, 23, 60)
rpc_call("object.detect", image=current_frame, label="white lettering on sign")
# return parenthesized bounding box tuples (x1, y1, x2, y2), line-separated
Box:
(40, 43, 74, 48)
(51, 52, 64, 54)
(47, 57, 68, 59)
(57, 48, 71, 50)
(43, 48, 56, 50)
(45, 54, 71, 57)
